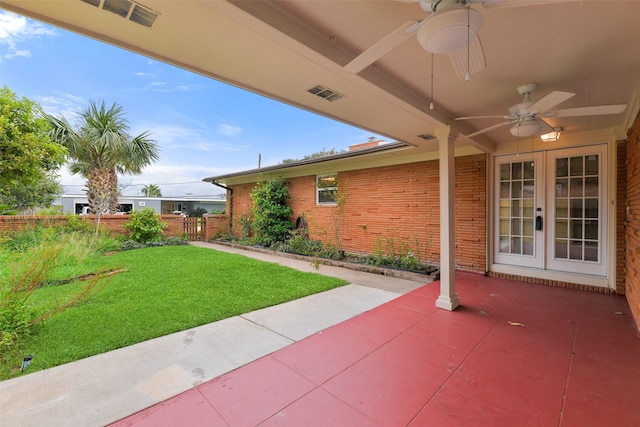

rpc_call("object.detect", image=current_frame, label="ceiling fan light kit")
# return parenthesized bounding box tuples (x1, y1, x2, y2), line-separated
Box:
(540, 127, 562, 142)
(417, 5, 482, 54)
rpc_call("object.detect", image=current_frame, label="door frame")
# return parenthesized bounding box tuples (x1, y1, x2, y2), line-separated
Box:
(489, 142, 614, 289)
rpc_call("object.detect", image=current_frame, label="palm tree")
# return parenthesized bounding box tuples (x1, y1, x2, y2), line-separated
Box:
(141, 184, 162, 197)
(47, 101, 159, 216)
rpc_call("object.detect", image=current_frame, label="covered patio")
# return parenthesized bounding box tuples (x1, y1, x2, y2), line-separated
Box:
(3, 1, 640, 324)
(112, 272, 639, 426)
(0, 1, 638, 424)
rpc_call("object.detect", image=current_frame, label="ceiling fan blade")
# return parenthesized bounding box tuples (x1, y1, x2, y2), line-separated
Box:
(449, 36, 486, 79)
(343, 19, 423, 73)
(464, 120, 517, 139)
(528, 91, 575, 114)
(480, 0, 577, 9)
(456, 114, 512, 120)
(546, 104, 627, 118)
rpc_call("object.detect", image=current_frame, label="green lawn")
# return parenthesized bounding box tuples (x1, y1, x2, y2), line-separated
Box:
(0, 245, 347, 380)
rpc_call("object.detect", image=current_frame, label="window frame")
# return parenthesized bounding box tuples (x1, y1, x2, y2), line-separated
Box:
(316, 174, 338, 205)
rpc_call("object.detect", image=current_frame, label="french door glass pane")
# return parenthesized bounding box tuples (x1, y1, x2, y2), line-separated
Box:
(554, 155, 599, 262)
(499, 160, 535, 256)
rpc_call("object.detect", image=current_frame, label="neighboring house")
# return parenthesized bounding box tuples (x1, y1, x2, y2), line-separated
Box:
(59, 195, 225, 216)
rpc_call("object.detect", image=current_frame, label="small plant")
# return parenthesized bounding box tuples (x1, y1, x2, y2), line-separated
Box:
(120, 236, 188, 251)
(237, 212, 254, 242)
(120, 240, 148, 251)
(123, 208, 168, 243)
(368, 232, 428, 272)
(280, 229, 324, 256)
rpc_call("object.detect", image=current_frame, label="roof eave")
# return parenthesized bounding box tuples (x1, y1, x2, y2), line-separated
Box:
(203, 141, 410, 183)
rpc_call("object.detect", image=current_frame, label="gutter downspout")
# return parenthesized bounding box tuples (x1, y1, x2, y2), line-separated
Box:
(210, 181, 233, 235)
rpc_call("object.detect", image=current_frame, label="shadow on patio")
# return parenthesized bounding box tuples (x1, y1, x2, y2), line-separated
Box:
(111, 272, 639, 426)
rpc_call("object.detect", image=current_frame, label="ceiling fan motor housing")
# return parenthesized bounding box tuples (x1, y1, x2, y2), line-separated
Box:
(509, 101, 534, 117)
(417, 1, 483, 54)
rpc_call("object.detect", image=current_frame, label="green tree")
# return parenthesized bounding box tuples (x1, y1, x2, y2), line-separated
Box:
(0, 172, 63, 214)
(280, 147, 345, 164)
(141, 184, 162, 197)
(0, 86, 66, 211)
(46, 101, 159, 216)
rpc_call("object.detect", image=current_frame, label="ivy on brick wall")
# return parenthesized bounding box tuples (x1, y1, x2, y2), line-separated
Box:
(250, 178, 293, 247)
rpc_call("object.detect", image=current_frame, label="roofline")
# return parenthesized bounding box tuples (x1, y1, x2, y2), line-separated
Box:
(60, 195, 226, 202)
(203, 141, 409, 182)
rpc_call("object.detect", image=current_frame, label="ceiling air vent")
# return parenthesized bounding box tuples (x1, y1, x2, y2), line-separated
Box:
(80, 0, 158, 28)
(307, 85, 345, 102)
(417, 133, 435, 140)
(130, 4, 158, 27)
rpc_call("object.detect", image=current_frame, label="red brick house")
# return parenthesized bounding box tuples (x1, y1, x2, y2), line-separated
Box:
(207, 118, 639, 329)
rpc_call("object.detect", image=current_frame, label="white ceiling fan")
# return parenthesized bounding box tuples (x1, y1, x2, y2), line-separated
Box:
(455, 83, 627, 138)
(342, 0, 576, 77)
(343, 0, 484, 77)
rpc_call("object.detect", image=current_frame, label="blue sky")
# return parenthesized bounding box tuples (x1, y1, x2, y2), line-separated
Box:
(0, 10, 384, 198)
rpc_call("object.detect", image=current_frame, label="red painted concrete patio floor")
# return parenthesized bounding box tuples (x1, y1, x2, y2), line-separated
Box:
(111, 273, 640, 426)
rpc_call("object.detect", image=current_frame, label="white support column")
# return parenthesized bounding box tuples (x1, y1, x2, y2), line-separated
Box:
(435, 126, 460, 311)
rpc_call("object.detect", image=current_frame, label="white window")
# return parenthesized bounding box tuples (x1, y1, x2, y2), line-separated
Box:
(316, 174, 338, 205)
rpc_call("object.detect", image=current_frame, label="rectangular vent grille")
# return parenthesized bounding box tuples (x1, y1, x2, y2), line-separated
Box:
(307, 85, 344, 102)
(81, 0, 158, 28)
(130, 4, 158, 27)
(102, 0, 131, 18)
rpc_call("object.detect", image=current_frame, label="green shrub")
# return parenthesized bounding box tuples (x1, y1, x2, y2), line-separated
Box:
(120, 236, 188, 251)
(251, 179, 293, 247)
(271, 230, 342, 261)
(368, 234, 424, 271)
(123, 208, 168, 243)
(64, 214, 94, 233)
(120, 240, 148, 251)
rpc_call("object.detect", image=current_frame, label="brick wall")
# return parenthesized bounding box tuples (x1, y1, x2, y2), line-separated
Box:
(203, 215, 230, 240)
(625, 112, 640, 330)
(0, 214, 228, 240)
(617, 141, 627, 294)
(228, 154, 487, 274)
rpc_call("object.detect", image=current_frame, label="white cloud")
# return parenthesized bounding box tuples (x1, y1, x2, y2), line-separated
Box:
(0, 11, 56, 59)
(37, 93, 86, 121)
(138, 122, 244, 153)
(217, 124, 242, 137)
(11, 49, 30, 58)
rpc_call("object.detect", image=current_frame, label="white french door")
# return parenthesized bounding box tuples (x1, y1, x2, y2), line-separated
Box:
(494, 153, 544, 269)
(494, 145, 608, 277)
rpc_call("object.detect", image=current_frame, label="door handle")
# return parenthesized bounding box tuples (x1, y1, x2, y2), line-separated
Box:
(535, 215, 543, 231)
